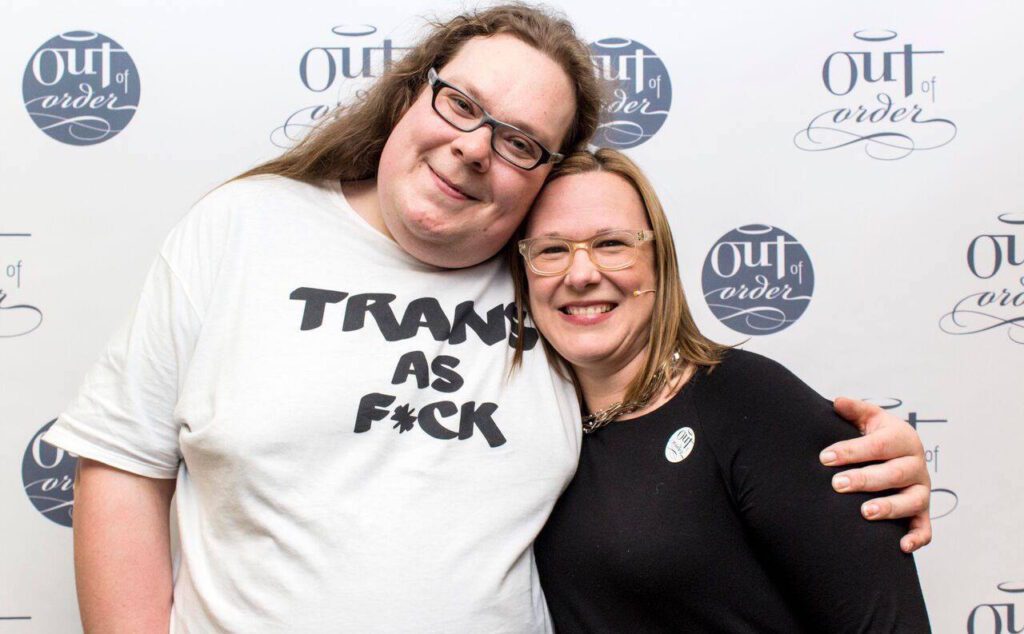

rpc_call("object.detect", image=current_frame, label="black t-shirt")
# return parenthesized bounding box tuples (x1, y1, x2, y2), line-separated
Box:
(535, 350, 930, 633)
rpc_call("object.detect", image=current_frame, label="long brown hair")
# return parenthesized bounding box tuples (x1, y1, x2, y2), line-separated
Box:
(508, 148, 728, 407)
(235, 4, 602, 185)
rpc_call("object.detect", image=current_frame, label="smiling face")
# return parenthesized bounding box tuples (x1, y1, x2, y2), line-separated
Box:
(524, 171, 657, 375)
(375, 34, 576, 268)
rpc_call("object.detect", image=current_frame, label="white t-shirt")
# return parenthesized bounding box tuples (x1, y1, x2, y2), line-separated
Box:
(44, 175, 582, 633)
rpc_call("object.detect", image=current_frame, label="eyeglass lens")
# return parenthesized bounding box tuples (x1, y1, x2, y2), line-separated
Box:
(433, 86, 544, 168)
(528, 231, 640, 274)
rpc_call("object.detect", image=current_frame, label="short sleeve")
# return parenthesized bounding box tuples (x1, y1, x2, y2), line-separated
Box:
(43, 249, 204, 479)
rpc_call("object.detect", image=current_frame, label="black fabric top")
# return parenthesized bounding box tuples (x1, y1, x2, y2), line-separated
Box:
(535, 350, 930, 633)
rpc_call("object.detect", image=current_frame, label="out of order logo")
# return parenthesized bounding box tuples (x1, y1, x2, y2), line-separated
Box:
(22, 420, 77, 527)
(665, 427, 695, 463)
(589, 37, 671, 149)
(701, 225, 815, 335)
(23, 31, 140, 146)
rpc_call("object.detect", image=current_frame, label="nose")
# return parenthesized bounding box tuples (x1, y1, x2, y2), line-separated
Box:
(562, 247, 601, 291)
(450, 125, 492, 172)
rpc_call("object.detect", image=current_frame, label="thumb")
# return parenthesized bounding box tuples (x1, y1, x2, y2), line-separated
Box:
(833, 396, 875, 434)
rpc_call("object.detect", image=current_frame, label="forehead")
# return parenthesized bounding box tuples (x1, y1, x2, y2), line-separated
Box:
(438, 34, 575, 148)
(526, 171, 649, 238)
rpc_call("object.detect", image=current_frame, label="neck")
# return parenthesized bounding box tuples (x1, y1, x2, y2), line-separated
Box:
(574, 351, 695, 422)
(574, 350, 650, 416)
(341, 179, 393, 240)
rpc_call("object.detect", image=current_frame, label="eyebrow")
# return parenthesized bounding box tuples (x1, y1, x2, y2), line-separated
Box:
(537, 227, 618, 238)
(451, 76, 552, 146)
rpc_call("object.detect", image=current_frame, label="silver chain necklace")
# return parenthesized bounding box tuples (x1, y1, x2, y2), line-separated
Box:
(581, 368, 668, 434)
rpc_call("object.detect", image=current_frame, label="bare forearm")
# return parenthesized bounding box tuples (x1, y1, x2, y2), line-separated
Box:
(74, 458, 176, 634)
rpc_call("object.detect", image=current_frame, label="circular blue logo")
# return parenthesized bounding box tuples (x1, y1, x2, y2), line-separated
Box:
(701, 225, 815, 335)
(22, 31, 140, 146)
(22, 420, 77, 527)
(589, 37, 672, 149)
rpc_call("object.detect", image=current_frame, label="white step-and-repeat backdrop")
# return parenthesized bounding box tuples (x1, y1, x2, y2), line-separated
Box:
(3, 1, 1022, 632)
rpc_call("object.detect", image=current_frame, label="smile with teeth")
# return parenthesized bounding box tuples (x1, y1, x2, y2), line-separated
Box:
(561, 304, 616, 316)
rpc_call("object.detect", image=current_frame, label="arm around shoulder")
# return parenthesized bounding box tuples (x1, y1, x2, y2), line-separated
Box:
(696, 351, 931, 631)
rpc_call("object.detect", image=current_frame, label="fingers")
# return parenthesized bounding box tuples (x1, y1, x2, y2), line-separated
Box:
(900, 512, 933, 553)
(850, 484, 933, 553)
(820, 424, 922, 467)
(831, 456, 928, 493)
(832, 396, 879, 434)
(829, 398, 934, 553)
(856, 483, 931, 521)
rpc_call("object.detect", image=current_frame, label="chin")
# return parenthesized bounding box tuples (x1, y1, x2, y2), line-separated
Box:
(397, 230, 491, 269)
(393, 200, 454, 240)
(546, 338, 607, 369)
(563, 352, 614, 372)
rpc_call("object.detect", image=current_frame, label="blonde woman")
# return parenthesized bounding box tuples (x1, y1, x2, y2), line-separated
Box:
(512, 149, 930, 631)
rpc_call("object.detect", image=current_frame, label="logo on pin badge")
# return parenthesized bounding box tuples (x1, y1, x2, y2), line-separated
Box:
(665, 427, 695, 463)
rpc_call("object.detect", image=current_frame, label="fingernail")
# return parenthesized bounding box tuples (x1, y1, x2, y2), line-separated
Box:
(832, 475, 850, 491)
(820, 450, 837, 465)
(862, 502, 879, 519)
(901, 538, 914, 553)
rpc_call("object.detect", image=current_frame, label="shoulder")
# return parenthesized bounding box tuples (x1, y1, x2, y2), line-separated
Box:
(692, 348, 839, 439)
(163, 175, 334, 256)
(189, 175, 333, 221)
(699, 348, 814, 400)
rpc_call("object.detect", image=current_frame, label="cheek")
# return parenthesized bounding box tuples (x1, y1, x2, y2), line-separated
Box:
(527, 278, 557, 319)
(493, 169, 545, 214)
(635, 257, 657, 291)
(609, 267, 649, 297)
(377, 123, 412, 189)
(382, 99, 443, 165)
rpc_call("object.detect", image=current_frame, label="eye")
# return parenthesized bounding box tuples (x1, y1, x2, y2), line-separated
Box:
(595, 238, 628, 249)
(501, 134, 536, 157)
(447, 93, 478, 117)
(507, 136, 532, 153)
(535, 242, 569, 257)
(496, 129, 540, 159)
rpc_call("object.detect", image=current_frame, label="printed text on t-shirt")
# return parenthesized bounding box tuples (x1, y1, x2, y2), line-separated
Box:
(290, 287, 539, 448)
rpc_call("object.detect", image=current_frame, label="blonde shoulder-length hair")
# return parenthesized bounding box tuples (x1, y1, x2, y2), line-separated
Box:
(508, 148, 728, 407)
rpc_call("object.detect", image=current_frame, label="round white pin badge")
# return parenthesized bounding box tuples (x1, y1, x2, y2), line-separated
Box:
(665, 427, 696, 463)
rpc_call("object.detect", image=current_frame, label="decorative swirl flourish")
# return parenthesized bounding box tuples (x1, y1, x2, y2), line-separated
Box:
(23, 491, 74, 522)
(996, 582, 1024, 594)
(25, 111, 122, 143)
(0, 290, 43, 338)
(930, 488, 959, 520)
(939, 290, 1024, 344)
(702, 303, 795, 333)
(853, 29, 898, 42)
(332, 25, 378, 37)
(861, 397, 904, 410)
(794, 100, 958, 160)
(59, 31, 100, 42)
(594, 120, 650, 148)
(270, 104, 335, 148)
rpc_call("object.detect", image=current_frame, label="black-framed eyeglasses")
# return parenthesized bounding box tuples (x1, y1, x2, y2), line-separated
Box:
(427, 68, 564, 171)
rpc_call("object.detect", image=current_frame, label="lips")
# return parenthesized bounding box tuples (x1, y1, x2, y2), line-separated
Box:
(561, 303, 615, 316)
(558, 301, 618, 325)
(428, 165, 479, 201)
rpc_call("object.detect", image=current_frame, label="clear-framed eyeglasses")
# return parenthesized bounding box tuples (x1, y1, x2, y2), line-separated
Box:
(518, 229, 656, 276)
(427, 68, 564, 171)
